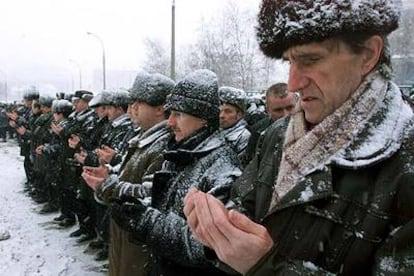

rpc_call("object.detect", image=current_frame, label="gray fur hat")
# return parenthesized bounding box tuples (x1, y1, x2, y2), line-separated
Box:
(107, 89, 132, 108)
(219, 86, 247, 113)
(89, 91, 111, 108)
(38, 96, 55, 107)
(72, 90, 94, 102)
(165, 69, 220, 127)
(129, 72, 175, 106)
(257, 0, 402, 59)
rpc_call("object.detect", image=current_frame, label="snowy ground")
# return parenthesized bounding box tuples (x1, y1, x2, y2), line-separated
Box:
(0, 140, 106, 276)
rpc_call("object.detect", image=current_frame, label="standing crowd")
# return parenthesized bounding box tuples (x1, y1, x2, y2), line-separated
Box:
(3, 0, 414, 275)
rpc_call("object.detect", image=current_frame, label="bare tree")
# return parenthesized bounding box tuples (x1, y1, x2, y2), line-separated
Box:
(141, 38, 170, 76)
(141, 0, 289, 90)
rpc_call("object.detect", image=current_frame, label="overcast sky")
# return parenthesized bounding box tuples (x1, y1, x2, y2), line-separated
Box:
(0, 0, 261, 98)
(0, 0, 412, 99)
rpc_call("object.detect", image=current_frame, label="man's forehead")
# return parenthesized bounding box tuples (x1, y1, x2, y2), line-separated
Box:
(268, 93, 295, 103)
(220, 103, 238, 109)
(282, 40, 337, 59)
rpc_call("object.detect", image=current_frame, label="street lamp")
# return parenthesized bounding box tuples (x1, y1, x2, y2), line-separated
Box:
(86, 31, 106, 90)
(69, 59, 82, 89)
(0, 70, 7, 102)
(171, 0, 176, 80)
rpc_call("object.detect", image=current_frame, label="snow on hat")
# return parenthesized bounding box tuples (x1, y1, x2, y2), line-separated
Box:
(257, 0, 402, 59)
(38, 96, 55, 107)
(89, 91, 111, 108)
(165, 69, 220, 127)
(106, 89, 131, 107)
(72, 90, 94, 102)
(53, 99, 73, 117)
(129, 72, 175, 106)
(219, 86, 247, 113)
(23, 90, 40, 101)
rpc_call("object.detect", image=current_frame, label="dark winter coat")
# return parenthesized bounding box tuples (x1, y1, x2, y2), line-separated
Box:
(89, 116, 110, 149)
(221, 118, 251, 161)
(0, 110, 8, 128)
(18, 108, 39, 157)
(84, 114, 132, 167)
(31, 112, 54, 172)
(60, 109, 96, 190)
(240, 115, 273, 167)
(83, 116, 110, 167)
(133, 128, 242, 276)
(42, 118, 71, 185)
(231, 115, 414, 275)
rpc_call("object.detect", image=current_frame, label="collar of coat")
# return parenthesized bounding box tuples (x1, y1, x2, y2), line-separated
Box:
(163, 130, 226, 166)
(221, 118, 249, 142)
(134, 120, 170, 149)
(110, 113, 130, 128)
(70, 108, 94, 122)
(269, 71, 414, 212)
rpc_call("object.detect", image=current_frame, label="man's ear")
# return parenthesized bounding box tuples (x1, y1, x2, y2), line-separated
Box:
(361, 35, 384, 75)
(155, 105, 165, 116)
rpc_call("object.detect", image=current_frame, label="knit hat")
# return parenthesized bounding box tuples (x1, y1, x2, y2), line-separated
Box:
(219, 86, 247, 113)
(129, 72, 175, 106)
(89, 91, 111, 108)
(165, 69, 220, 127)
(257, 0, 402, 59)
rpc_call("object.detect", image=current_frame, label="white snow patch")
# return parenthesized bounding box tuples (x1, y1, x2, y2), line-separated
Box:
(299, 185, 314, 202)
(0, 141, 105, 275)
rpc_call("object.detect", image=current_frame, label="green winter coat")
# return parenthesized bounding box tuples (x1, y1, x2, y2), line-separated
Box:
(96, 121, 172, 276)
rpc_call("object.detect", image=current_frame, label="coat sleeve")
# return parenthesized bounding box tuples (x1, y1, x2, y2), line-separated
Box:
(246, 247, 334, 276)
(373, 169, 414, 275)
(131, 163, 241, 267)
(95, 150, 164, 203)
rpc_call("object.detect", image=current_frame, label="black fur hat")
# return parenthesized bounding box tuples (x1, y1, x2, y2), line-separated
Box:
(165, 69, 219, 128)
(72, 90, 94, 102)
(257, 0, 402, 59)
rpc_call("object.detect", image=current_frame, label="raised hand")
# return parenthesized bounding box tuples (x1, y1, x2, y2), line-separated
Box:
(184, 189, 274, 274)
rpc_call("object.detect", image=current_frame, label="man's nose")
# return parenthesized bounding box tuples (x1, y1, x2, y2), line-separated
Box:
(288, 64, 309, 93)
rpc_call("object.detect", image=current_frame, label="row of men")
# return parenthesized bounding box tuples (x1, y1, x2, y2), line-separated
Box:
(7, 69, 297, 274)
(8, 0, 414, 274)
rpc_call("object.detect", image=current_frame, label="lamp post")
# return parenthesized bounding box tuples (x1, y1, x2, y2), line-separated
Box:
(69, 59, 82, 89)
(86, 32, 106, 90)
(0, 70, 7, 102)
(171, 0, 176, 80)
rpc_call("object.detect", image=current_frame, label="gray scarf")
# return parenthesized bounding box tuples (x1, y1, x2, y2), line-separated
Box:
(270, 72, 413, 211)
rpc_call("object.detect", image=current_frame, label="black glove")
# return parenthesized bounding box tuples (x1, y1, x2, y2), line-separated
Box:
(110, 199, 147, 233)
